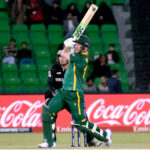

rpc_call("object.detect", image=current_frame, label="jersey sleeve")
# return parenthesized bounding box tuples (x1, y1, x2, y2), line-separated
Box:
(45, 65, 56, 99)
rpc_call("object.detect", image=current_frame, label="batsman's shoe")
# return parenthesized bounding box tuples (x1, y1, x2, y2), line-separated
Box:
(38, 141, 56, 148)
(104, 129, 112, 147)
(88, 139, 102, 147)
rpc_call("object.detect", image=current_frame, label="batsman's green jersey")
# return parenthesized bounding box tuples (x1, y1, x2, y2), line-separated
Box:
(63, 52, 88, 93)
(47, 51, 108, 143)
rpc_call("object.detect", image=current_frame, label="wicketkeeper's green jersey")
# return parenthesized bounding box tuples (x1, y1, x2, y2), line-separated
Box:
(63, 52, 88, 93)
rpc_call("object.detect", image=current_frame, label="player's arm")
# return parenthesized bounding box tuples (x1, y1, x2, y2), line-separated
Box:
(61, 46, 70, 61)
(61, 38, 75, 61)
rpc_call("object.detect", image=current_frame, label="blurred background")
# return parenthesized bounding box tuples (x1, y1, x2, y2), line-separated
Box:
(1, 0, 149, 94)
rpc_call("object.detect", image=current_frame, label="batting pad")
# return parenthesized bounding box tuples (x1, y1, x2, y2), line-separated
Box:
(41, 105, 53, 146)
(71, 122, 107, 142)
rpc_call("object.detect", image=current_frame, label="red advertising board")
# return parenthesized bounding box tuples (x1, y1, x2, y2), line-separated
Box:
(85, 94, 150, 132)
(0, 94, 150, 132)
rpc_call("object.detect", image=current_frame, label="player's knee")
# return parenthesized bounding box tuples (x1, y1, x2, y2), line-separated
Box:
(71, 120, 89, 134)
(42, 105, 56, 123)
(75, 118, 87, 126)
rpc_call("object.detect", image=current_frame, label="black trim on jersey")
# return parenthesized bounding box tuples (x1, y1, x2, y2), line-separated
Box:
(45, 63, 65, 99)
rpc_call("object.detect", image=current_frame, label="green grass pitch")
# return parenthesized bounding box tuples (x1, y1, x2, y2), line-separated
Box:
(0, 132, 150, 149)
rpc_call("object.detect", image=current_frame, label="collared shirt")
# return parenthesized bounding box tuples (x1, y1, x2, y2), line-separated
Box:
(63, 52, 88, 93)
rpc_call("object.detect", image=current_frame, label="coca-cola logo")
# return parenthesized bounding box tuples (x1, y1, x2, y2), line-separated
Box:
(87, 98, 150, 126)
(0, 100, 44, 127)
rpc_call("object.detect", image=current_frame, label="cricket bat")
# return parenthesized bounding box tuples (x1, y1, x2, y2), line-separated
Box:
(73, 4, 98, 40)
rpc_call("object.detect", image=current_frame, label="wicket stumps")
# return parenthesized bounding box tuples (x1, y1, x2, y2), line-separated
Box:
(71, 101, 87, 147)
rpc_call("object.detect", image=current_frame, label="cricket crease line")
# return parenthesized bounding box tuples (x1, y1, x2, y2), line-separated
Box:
(0, 147, 150, 150)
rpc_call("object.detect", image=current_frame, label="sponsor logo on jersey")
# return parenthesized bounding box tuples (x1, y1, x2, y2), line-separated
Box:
(56, 72, 62, 75)
(55, 78, 63, 82)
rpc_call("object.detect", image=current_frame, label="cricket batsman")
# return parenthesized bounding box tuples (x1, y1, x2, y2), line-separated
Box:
(39, 35, 112, 147)
(38, 49, 101, 147)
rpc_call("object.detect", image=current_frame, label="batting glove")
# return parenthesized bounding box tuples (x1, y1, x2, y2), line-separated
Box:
(64, 38, 75, 48)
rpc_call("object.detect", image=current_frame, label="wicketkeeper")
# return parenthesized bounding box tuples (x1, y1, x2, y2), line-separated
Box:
(39, 35, 112, 148)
